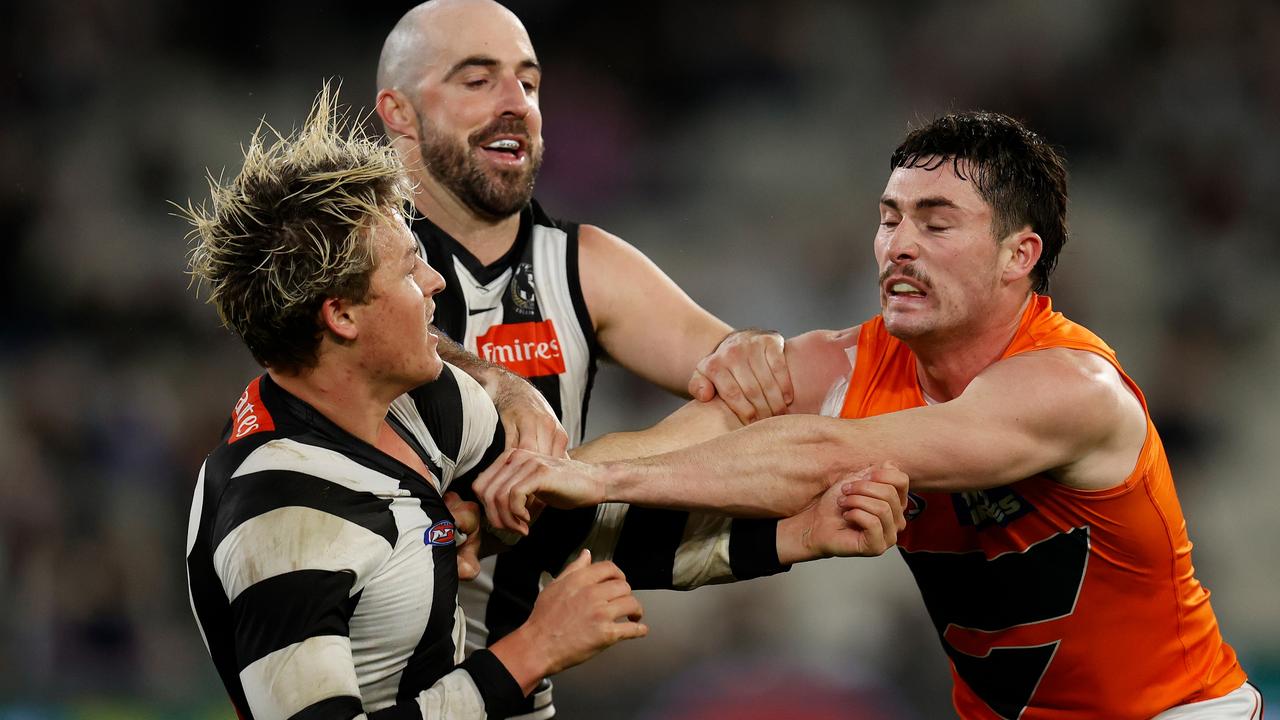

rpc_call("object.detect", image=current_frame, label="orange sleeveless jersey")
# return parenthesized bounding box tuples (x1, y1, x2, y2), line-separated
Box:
(839, 295, 1245, 719)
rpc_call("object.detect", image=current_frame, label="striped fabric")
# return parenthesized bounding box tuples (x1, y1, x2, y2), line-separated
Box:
(186, 365, 520, 719)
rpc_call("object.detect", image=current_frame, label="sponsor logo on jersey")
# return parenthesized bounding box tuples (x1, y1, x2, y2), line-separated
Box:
(228, 377, 275, 444)
(905, 491, 927, 521)
(509, 261, 539, 316)
(425, 520, 456, 546)
(951, 487, 1034, 529)
(477, 319, 566, 378)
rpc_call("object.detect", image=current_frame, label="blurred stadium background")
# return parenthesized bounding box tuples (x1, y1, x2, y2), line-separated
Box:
(3, 0, 1278, 717)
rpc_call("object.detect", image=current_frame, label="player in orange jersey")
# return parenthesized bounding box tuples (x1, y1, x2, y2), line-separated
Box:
(472, 111, 1262, 719)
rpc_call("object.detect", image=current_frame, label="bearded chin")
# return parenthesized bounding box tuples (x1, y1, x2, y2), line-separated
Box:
(418, 132, 542, 220)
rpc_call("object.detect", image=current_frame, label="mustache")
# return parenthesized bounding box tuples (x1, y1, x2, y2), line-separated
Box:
(879, 263, 931, 289)
(469, 117, 531, 145)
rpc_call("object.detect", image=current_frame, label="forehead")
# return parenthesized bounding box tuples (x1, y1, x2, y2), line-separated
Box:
(421, 3, 537, 75)
(881, 161, 989, 215)
(371, 209, 416, 260)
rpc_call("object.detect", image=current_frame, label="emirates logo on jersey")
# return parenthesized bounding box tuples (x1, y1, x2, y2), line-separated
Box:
(477, 319, 566, 378)
(229, 377, 275, 444)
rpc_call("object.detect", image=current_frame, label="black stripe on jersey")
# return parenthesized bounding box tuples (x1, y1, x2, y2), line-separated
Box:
(728, 518, 790, 580)
(404, 364, 465, 462)
(395, 540, 460, 705)
(187, 531, 252, 718)
(367, 702, 420, 720)
(212, 469, 398, 551)
(486, 506, 598, 642)
(450, 420, 506, 498)
(230, 570, 358, 668)
(458, 648, 526, 719)
(290, 694, 364, 720)
(560, 220, 601, 441)
(612, 508, 690, 590)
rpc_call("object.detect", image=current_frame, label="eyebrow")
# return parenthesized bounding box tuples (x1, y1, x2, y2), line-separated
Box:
(880, 196, 962, 212)
(442, 55, 541, 82)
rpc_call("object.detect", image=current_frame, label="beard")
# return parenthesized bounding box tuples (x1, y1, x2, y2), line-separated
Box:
(417, 116, 544, 220)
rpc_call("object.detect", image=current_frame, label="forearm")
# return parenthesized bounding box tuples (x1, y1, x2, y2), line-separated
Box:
(573, 397, 742, 464)
(434, 328, 504, 393)
(599, 415, 854, 517)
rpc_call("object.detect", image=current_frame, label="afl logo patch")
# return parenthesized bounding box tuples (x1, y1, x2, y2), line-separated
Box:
(425, 520, 456, 546)
(905, 492, 926, 522)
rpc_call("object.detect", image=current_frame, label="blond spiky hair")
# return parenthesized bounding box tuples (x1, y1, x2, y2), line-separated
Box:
(181, 83, 414, 372)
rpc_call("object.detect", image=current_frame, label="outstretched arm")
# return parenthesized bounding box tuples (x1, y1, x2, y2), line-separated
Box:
(577, 225, 792, 423)
(474, 348, 1145, 530)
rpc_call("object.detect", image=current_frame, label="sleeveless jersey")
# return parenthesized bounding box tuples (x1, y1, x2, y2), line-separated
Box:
(414, 201, 601, 719)
(415, 200, 600, 445)
(838, 294, 1246, 720)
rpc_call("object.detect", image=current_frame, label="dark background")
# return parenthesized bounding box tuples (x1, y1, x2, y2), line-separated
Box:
(3, 1, 1278, 717)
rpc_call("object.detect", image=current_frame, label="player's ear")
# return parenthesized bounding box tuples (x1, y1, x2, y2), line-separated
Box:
(375, 89, 418, 141)
(320, 296, 360, 342)
(1001, 227, 1042, 284)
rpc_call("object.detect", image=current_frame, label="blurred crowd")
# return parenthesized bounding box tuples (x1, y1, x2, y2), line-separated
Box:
(2, 0, 1277, 717)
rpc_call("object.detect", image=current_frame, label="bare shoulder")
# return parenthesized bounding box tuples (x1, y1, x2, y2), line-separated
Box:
(786, 326, 861, 414)
(578, 224, 643, 265)
(973, 347, 1148, 490)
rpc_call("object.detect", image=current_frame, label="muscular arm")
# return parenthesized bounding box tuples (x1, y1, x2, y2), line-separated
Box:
(572, 327, 856, 464)
(475, 347, 1146, 527)
(578, 225, 730, 396)
(600, 348, 1146, 509)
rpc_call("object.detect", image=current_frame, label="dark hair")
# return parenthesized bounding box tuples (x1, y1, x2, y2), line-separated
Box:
(890, 111, 1068, 294)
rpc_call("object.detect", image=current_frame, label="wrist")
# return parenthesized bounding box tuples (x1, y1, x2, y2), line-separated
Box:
(775, 513, 820, 565)
(488, 623, 554, 696)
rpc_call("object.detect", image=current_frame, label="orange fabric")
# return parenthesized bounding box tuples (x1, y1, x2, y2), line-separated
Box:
(840, 294, 1245, 720)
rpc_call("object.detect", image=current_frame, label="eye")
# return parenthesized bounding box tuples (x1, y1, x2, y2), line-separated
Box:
(521, 79, 538, 93)
(880, 220, 899, 229)
(464, 78, 488, 89)
(926, 225, 950, 233)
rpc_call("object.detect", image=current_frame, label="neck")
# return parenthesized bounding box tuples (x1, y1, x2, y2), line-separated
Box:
(411, 170, 522, 265)
(268, 362, 398, 445)
(908, 293, 1032, 401)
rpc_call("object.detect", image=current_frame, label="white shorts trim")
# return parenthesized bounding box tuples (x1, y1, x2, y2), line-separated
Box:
(1151, 681, 1264, 719)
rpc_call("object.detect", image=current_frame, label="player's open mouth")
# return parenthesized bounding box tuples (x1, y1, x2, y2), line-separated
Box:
(478, 137, 527, 164)
(886, 279, 927, 298)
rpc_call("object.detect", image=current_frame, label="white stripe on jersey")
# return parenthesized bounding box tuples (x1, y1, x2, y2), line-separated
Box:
(240, 634, 362, 720)
(672, 514, 734, 589)
(413, 665, 490, 718)
(529, 224, 591, 446)
(232, 438, 411, 495)
(213, 506, 390, 601)
(389, 364, 500, 485)
(186, 463, 211, 655)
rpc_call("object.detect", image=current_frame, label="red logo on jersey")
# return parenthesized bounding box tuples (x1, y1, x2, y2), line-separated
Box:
(425, 520, 456, 546)
(476, 320, 566, 378)
(228, 377, 275, 444)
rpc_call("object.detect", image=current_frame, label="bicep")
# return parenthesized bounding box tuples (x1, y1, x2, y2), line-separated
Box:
(841, 351, 1120, 491)
(579, 226, 729, 395)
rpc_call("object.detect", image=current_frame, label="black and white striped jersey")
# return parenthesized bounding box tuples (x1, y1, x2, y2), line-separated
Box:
(185, 365, 523, 720)
(416, 200, 598, 447)
(415, 201, 790, 719)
